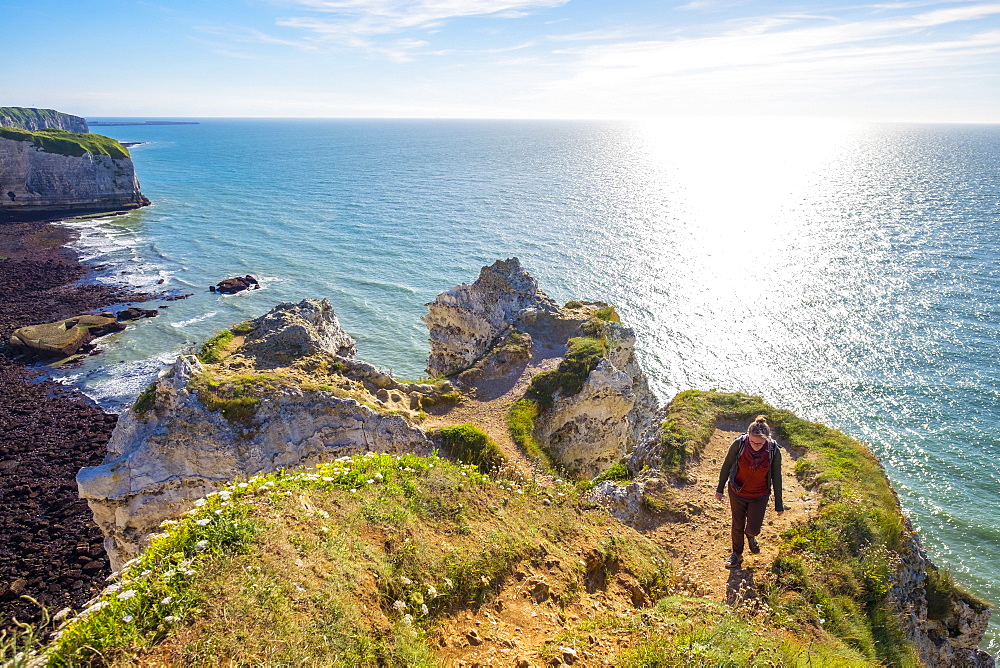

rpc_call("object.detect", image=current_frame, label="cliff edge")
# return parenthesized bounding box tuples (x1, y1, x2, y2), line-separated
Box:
(0, 106, 89, 133)
(69, 260, 993, 666)
(0, 107, 147, 222)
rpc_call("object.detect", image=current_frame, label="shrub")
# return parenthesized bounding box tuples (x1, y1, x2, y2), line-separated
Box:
(133, 383, 157, 415)
(197, 331, 234, 364)
(439, 424, 505, 473)
(526, 330, 608, 410)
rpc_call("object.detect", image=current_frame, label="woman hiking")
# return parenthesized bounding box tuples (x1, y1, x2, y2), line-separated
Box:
(714, 415, 785, 569)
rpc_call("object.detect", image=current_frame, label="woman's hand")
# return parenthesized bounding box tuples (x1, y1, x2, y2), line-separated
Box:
(714, 492, 723, 503)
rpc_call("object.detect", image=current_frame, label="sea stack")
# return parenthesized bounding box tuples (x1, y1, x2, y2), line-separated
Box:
(0, 106, 148, 221)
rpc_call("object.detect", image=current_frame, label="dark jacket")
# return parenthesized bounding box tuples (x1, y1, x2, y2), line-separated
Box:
(715, 434, 785, 512)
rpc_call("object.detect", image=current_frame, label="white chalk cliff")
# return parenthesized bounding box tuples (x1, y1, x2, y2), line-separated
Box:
(77, 299, 434, 569)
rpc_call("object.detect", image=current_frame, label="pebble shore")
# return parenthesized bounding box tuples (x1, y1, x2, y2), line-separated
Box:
(0, 220, 147, 630)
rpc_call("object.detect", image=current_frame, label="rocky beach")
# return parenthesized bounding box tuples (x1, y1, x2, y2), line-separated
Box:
(0, 219, 150, 629)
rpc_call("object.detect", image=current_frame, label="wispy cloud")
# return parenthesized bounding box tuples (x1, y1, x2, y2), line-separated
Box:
(276, 0, 568, 40)
(541, 2, 1000, 117)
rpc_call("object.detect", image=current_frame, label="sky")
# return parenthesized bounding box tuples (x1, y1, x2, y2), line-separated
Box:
(2, 0, 999, 121)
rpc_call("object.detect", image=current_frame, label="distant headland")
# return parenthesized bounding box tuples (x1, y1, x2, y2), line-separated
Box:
(88, 120, 200, 126)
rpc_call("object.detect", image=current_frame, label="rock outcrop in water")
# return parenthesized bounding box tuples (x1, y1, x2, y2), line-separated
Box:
(0, 106, 89, 133)
(0, 107, 147, 222)
(77, 299, 437, 569)
(423, 258, 559, 378)
(424, 259, 657, 478)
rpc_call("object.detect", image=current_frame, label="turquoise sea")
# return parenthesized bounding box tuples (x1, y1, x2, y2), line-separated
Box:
(57, 118, 999, 649)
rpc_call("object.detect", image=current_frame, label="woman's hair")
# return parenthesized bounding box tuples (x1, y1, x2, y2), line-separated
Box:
(747, 415, 771, 438)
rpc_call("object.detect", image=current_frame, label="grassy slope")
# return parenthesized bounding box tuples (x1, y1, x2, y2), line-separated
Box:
(14, 326, 977, 666)
(653, 390, 988, 666)
(40, 454, 671, 666)
(0, 107, 81, 131)
(0, 127, 129, 160)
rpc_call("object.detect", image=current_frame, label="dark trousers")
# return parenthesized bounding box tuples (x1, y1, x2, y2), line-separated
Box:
(728, 485, 769, 555)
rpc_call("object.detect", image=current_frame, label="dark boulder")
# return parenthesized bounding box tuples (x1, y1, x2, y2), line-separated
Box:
(211, 275, 260, 294)
(116, 307, 158, 321)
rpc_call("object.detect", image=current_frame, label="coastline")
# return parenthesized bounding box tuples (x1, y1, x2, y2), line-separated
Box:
(0, 219, 152, 630)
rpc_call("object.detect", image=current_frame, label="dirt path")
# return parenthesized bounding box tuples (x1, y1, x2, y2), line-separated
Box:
(424, 344, 818, 611)
(643, 427, 817, 606)
(423, 341, 564, 481)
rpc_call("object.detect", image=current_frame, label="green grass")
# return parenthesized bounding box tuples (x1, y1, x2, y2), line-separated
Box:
(189, 373, 272, 426)
(508, 398, 555, 470)
(42, 453, 671, 666)
(525, 324, 609, 410)
(229, 320, 255, 336)
(197, 331, 235, 364)
(614, 597, 871, 667)
(132, 383, 157, 415)
(0, 107, 85, 132)
(659, 390, 953, 666)
(438, 424, 505, 473)
(0, 127, 129, 159)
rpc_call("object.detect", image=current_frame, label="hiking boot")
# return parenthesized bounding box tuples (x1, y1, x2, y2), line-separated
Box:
(725, 553, 743, 569)
(748, 536, 760, 554)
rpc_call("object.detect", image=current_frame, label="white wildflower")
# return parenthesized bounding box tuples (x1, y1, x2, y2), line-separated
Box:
(367, 479, 374, 484)
(193, 498, 207, 507)
(421, 604, 429, 615)
(83, 600, 110, 615)
(207, 491, 219, 498)
(402, 614, 414, 626)
(184, 569, 196, 576)
(400, 577, 412, 586)
(195, 518, 211, 526)
(214, 509, 223, 515)
(322, 476, 334, 482)
(218, 491, 232, 500)
(350, 488, 358, 494)
(116, 590, 137, 601)
(159, 519, 178, 528)
(195, 540, 208, 550)
(392, 600, 407, 612)
(164, 615, 180, 623)
(104, 583, 123, 594)
(427, 585, 438, 597)
(374, 472, 383, 481)
(238, 483, 249, 489)
(122, 615, 134, 623)
(443, 578, 453, 589)
(161, 596, 173, 605)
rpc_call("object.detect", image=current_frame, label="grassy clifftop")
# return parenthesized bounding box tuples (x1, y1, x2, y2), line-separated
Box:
(0, 127, 129, 160)
(0, 107, 88, 133)
(656, 390, 988, 665)
(6, 385, 987, 665)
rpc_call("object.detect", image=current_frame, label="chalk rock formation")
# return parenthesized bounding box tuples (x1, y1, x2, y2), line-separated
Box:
(533, 318, 659, 479)
(0, 130, 146, 222)
(0, 106, 88, 133)
(239, 298, 356, 368)
(78, 299, 433, 570)
(890, 529, 994, 667)
(424, 260, 657, 479)
(423, 258, 558, 378)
